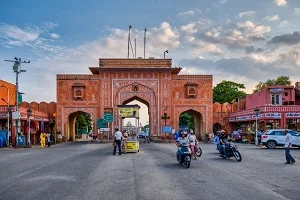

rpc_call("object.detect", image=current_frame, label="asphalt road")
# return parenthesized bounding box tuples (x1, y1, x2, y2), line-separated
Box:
(0, 141, 299, 200)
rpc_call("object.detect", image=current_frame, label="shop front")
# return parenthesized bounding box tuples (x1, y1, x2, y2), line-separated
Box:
(229, 106, 300, 133)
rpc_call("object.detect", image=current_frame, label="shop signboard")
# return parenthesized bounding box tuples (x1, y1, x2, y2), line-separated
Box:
(228, 117, 235, 122)
(0, 113, 8, 118)
(270, 88, 284, 93)
(285, 112, 300, 118)
(251, 114, 264, 119)
(162, 126, 172, 133)
(236, 115, 251, 121)
(265, 113, 281, 119)
(118, 107, 139, 118)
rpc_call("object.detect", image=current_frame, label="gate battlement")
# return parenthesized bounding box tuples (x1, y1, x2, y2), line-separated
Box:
(99, 58, 172, 68)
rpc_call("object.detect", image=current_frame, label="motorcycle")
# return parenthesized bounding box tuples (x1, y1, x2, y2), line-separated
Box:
(177, 144, 192, 168)
(194, 142, 202, 157)
(221, 140, 242, 162)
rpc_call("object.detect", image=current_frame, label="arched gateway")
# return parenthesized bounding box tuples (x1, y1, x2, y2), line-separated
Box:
(56, 58, 213, 141)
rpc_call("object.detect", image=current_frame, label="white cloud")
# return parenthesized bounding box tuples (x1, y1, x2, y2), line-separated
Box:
(50, 33, 60, 39)
(0, 24, 39, 42)
(295, 8, 300, 14)
(180, 23, 197, 34)
(220, 0, 227, 4)
(193, 41, 224, 55)
(274, 0, 287, 7)
(278, 20, 289, 27)
(238, 10, 256, 18)
(237, 21, 271, 36)
(178, 10, 194, 16)
(265, 15, 279, 21)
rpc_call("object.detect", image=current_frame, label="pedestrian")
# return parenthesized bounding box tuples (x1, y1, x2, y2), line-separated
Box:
(47, 132, 51, 147)
(144, 129, 150, 143)
(40, 132, 46, 148)
(113, 128, 122, 155)
(122, 130, 128, 154)
(284, 130, 296, 164)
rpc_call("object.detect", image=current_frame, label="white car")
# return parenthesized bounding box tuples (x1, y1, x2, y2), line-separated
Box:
(261, 129, 300, 149)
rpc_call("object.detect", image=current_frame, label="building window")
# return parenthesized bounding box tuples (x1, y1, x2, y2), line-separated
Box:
(285, 92, 288, 96)
(189, 88, 195, 95)
(75, 90, 82, 97)
(271, 94, 281, 105)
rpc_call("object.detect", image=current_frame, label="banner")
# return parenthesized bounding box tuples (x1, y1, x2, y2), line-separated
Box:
(236, 115, 251, 121)
(265, 113, 281, 119)
(162, 126, 172, 133)
(118, 107, 139, 118)
(285, 112, 300, 118)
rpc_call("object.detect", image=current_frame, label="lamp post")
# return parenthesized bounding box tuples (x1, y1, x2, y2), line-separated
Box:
(5, 57, 30, 147)
(1, 85, 10, 147)
(254, 107, 260, 146)
(27, 108, 32, 147)
(161, 110, 170, 126)
(164, 50, 169, 59)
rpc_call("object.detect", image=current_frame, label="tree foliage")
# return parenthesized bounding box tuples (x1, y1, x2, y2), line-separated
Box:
(75, 113, 92, 134)
(253, 76, 292, 93)
(213, 80, 247, 104)
(179, 113, 195, 130)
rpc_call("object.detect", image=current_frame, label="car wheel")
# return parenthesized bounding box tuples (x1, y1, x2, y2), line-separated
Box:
(267, 141, 276, 149)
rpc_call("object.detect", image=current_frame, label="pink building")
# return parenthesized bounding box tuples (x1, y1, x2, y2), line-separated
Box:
(229, 84, 300, 134)
(246, 86, 296, 110)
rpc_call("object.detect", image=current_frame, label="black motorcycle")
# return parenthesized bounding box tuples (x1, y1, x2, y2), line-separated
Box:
(176, 144, 191, 168)
(222, 140, 242, 162)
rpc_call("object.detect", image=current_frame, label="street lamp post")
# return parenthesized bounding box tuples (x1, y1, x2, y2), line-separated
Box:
(1, 85, 10, 147)
(164, 50, 168, 59)
(27, 108, 32, 147)
(4, 57, 30, 147)
(254, 107, 260, 146)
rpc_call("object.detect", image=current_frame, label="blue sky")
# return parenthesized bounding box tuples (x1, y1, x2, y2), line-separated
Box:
(1, 0, 300, 105)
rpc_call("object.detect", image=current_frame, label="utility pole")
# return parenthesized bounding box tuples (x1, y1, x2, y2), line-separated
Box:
(4, 57, 30, 147)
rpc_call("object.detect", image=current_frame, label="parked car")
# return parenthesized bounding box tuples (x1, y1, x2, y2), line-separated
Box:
(261, 129, 300, 149)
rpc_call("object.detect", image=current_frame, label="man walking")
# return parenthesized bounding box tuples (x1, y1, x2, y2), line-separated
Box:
(113, 128, 122, 155)
(284, 130, 296, 164)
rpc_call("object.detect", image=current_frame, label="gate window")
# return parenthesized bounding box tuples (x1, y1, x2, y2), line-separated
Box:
(72, 82, 86, 100)
(185, 82, 198, 99)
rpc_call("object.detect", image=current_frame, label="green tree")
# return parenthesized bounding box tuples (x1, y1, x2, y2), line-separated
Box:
(213, 80, 247, 104)
(179, 113, 195, 130)
(75, 113, 92, 134)
(253, 76, 292, 93)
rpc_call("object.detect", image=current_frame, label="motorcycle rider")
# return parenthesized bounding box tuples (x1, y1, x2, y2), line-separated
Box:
(219, 130, 228, 158)
(214, 131, 221, 153)
(176, 131, 189, 159)
(188, 131, 197, 160)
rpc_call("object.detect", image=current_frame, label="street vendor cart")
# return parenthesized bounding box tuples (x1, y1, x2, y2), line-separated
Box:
(118, 104, 141, 153)
(126, 132, 140, 153)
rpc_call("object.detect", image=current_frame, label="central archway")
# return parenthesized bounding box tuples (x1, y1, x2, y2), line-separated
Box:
(122, 96, 150, 136)
(113, 81, 158, 136)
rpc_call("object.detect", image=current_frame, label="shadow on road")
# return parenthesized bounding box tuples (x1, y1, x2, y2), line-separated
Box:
(158, 162, 187, 169)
